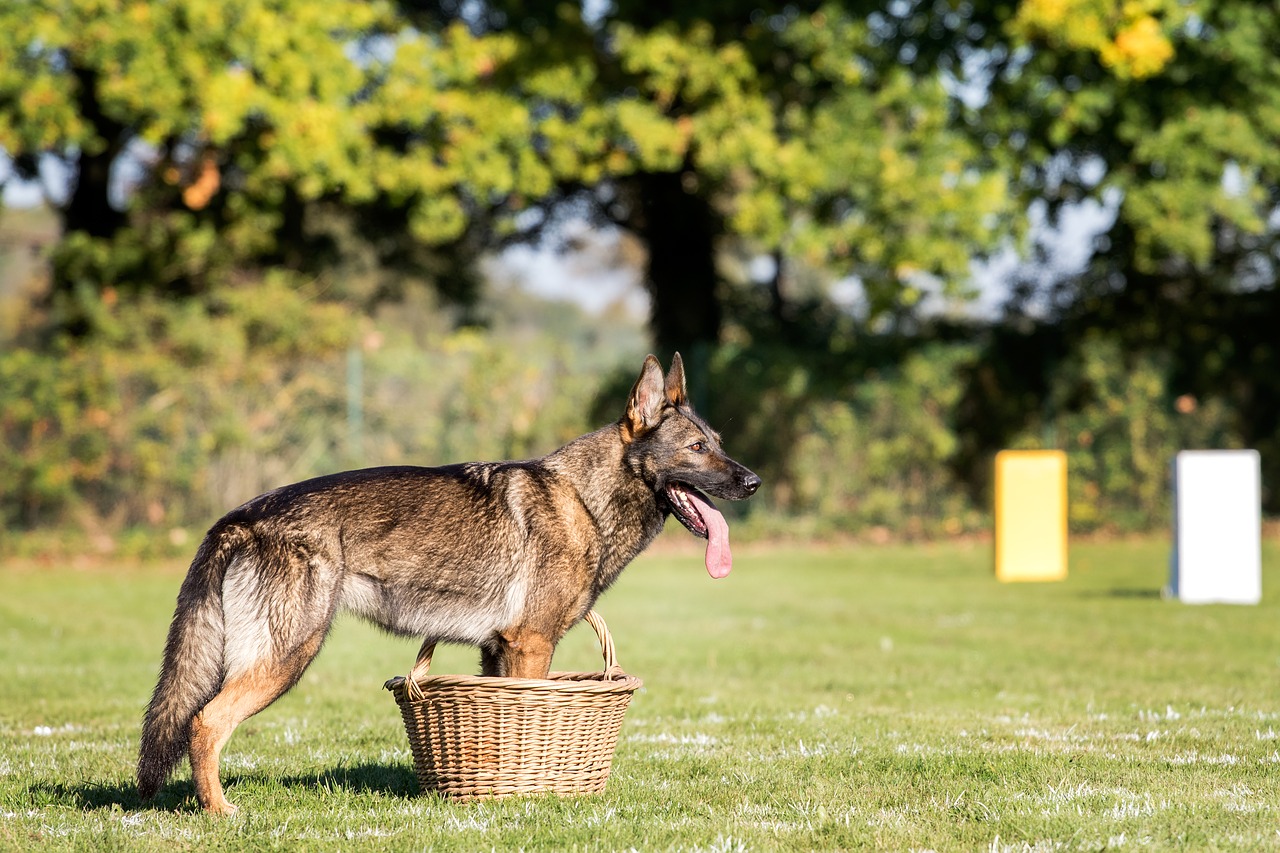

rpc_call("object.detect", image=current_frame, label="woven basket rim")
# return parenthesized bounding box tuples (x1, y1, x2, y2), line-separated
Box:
(385, 669, 643, 699)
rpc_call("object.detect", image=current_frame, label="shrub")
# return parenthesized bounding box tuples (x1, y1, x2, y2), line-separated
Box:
(703, 333, 1245, 540)
(1010, 336, 1242, 533)
(0, 276, 356, 529)
(0, 285, 1249, 544)
(0, 279, 633, 539)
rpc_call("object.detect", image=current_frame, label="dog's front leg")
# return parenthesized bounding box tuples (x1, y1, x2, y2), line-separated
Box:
(497, 627, 555, 679)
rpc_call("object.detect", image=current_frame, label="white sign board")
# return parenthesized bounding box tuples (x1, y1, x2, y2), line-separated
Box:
(1170, 450, 1262, 605)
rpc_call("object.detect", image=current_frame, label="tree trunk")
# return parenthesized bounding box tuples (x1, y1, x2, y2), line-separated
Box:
(631, 170, 721, 356)
(63, 67, 128, 239)
(54, 66, 128, 300)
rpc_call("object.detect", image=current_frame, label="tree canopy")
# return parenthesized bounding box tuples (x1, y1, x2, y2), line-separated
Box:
(930, 0, 1280, 498)
(2, 1, 1277, 437)
(1, 0, 1017, 345)
(3, 0, 1280, 527)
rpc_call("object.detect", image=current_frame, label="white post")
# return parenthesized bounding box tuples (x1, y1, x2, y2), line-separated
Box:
(1170, 450, 1262, 605)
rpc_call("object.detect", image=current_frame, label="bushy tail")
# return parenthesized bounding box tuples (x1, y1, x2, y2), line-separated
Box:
(137, 526, 244, 800)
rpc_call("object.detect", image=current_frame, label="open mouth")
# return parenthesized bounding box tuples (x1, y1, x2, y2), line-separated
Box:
(665, 482, 713, 537)
(664, 482, 733, 579)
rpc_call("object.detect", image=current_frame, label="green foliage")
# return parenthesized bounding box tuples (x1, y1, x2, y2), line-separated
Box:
(0, 276, 357, 529)
(698, 326, 1244, 540)
(0, 0, 556, 293)
(0, 0, 1015, 329)
(0, 292, 1246, 541)
(791, 345, 978, 538)
(1013, 337, 1241, 533)
(602, 7, 1015, 314)
(1, 0, 1274, 546)
(711, 342, 980, 539)
(0, 282, 640, 536)
(975, 0, 1280, 278)
(357, 322, 629, 470)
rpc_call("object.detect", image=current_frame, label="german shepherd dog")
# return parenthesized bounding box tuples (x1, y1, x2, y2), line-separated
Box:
(138, 353, 760, 814)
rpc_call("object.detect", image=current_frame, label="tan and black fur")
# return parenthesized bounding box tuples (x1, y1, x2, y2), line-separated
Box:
(138, 353, 760, 814)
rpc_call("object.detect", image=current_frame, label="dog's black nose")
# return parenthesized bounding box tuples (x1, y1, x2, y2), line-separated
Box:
(742, 473, 761, 495)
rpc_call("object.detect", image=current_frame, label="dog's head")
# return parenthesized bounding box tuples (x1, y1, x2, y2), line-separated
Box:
(621, 353, 760, 576)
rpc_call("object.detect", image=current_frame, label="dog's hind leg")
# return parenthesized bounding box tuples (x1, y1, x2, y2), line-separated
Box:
(189, 627, 327, 814)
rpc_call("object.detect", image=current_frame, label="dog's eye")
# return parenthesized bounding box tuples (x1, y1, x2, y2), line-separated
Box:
(689, 441, 706, 453)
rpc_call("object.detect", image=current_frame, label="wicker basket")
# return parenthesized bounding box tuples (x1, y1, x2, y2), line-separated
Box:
(384, 611, 642, 801)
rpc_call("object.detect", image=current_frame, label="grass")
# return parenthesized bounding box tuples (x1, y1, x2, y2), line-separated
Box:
(1, 534, 1278, 851)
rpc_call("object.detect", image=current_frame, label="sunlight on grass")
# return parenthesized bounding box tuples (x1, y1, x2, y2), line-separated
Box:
(1, 537, 1277, 850)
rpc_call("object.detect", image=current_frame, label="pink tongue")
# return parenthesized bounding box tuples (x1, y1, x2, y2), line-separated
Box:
(686, 490, 732, 578)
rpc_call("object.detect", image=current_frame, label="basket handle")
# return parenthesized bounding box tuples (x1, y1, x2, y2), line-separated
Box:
(404, 637, 436, 701)
(396, 610, 623, 698)
(583, 610, 626, 680)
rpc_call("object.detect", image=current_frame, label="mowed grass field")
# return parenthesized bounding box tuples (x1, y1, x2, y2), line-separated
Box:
(1, 535, 1278, 851)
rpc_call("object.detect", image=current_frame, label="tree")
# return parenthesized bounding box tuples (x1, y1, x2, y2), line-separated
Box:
(464, 2, 1016, 354)
(1, 0, 1015, 353)
(0, 0, 552, 326)
(2, 1, 373, 303)
(887, 0, 1280, 507)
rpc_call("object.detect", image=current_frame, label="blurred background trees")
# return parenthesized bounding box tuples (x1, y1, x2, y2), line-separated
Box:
(0, 0, 1274, 546)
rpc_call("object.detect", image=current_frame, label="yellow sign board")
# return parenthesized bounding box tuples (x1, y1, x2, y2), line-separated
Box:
(994, 450, 1067, 582)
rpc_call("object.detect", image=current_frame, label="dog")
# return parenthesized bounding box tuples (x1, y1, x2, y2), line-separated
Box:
(137, 352, 760, 814)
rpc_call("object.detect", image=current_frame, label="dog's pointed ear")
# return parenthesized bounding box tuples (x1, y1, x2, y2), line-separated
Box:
(664, 351, 688, 407)
(624, 354, 666, 438)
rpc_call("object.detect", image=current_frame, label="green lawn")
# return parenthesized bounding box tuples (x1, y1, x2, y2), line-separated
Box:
(1, 536, 1278, 851)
